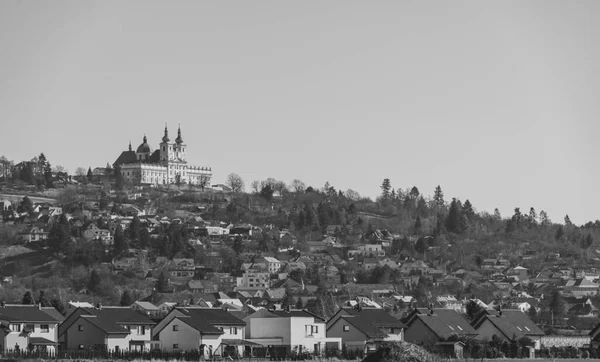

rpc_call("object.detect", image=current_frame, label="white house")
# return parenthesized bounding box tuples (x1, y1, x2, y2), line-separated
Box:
(244, 309, 341, 356)
(0, 304, 62, 353)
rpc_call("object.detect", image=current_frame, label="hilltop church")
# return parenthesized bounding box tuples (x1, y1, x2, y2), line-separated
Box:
(113, 125, 212, 186)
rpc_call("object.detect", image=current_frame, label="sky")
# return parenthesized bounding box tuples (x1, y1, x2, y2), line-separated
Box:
(1, 1, 599, 225)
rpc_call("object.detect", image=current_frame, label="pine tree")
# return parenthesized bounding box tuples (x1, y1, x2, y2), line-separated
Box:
(380, 179, 392, 203)
(22, 291, 34, 305)
(564, 214, 572, 227)
(155, 271, 169, 293)
(462, 200, 475, 219)
(37, 290, 50, 307)
(120, 290, 134, 306)
(445, 198, 462, 233)
(88, 270, 101, 293)
(493, 208, 502, 220)
(433, 185, 444, 209)
(413, 215, 422, 234)
(51, 298, 65, 315)
(87, 167, 93, 181)
(113, 225, 127, 255)
(555, 225, 564, 241)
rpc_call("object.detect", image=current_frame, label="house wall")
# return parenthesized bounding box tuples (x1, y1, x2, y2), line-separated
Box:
(404, 319, 440, 347)
(289, 317, 326, 351)
(65, 318, 107, 350)
(326, 318, 367, 351)
(106, 334, 130, 352)
(248, 317, 291, 344)
(475, 319, 506, 343)
(157, 318, 200, 352)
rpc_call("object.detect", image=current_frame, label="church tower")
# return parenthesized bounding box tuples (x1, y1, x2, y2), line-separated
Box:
(174, 125, 187, 162)
(159, 124, 173, 163)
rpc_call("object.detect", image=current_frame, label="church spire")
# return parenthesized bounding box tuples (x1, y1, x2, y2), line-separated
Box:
(143, 134, 147, 143)
(175, 124, 183, 144)
(162, 123, 170, 143)
(128, 140, 132, 151)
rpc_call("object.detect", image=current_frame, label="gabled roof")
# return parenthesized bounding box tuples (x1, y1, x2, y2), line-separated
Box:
(330, 308, 405, 339)
(0, 305, 61, 323)
(158, 307, 246, 335)
(405, 309, 477, 340)
(472, 310, 544, 340)
(132, 301, 159, 311)
(62, 306, 155, 336)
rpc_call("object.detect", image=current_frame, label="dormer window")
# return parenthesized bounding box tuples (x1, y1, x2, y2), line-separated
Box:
(10, 324, 21, 332)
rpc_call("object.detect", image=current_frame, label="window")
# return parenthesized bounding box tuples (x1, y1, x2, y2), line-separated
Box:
(10, 324, 21, 332)
(173, 325, 178, 331)
(173, 344, 179, 349)
(138, 326, 146, 335)
(306, 325, 318, 335)
(78, 325, 84, 332)
(230, 327, 237, 335)
(25, 324, 34, 332)
(40, 324, 49, 333)
(343, 325, 350, 332)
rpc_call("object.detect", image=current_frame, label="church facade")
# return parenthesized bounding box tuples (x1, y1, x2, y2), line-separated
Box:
(113, 125, 212, 186)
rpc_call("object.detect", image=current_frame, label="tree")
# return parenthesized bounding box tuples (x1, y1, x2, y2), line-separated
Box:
(546, 289, 565, 319)
(289, 269, 305, 284)
(493, 208, 502, 220)
(555, 225, 564, 241)
(87, 167, 93, 181)
(88, 270, 102, 293)
(564, 214, 573, 227)
(462, 200, 475, 219)
(539, 210, 550, 226)
(445, 198, 463, 233)
(409, 186, 420, 199)
(290, 179, 306, 193)
(21, 291, 34, 305)
(585, 233, 594, 249)
(413, 215, 422, 234)
(120, 290, 135, 306)
(75, 167, 87, 179)
(433, 185, 444, 209)
(465, 300, 483, 321)
(414, 237, 427, 257)
(260, 184, 274, 202)
(51, 298, 65, 315)
(250, 180, 260, 193)
(529, 207, 538, 227)
(232, 235, 244, 254)
(380, 179, 392, 203)
(113, 225, 127, 255)
(155, 271, 169, 293)
(528, 305, 537, 319)
(37, 290, 50, 307)
(18, 196, 34, 214)
(226, 173, 245, 193)
(114, 165, 124, 190)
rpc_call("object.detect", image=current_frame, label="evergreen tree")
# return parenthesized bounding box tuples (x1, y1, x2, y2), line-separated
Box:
(445, 198, 462, 233)
(232, 235, 244, 254)
(413, 215, 422, 234)
(564, 214, 572, 227)
(155, 271, 169, 293)
(87, 167, 93, 181)
(529, 207, 538, 227)
(113, 224, 127, 255)
(22, 291, 34, 305)
(539, 210, 550, 226)
(120, 290, 134, 306)
(88, 270, 102, 293)
(493, 208, 502, 220)
(114, 165, 124, 190)
(433, 185, 444, 209)
(555, 225, 564, 241)
(51, 298, 65, 315)
(281, 288, 295, 308)
(380, 178, 392, 203)
(128, 216, 142, 246)
(37, 290, 50, 307)
(18, 196, 34, 214)
(462, 200, 475, 219)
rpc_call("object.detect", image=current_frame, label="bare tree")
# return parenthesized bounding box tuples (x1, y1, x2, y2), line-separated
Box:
(290, 179, 306, 193)
(75, 167, 87, 178)
(345, 189, 361, 201)
(53, 165, 67, 174)
(226, 173, 245, 193)
(250, 180, 260, 193)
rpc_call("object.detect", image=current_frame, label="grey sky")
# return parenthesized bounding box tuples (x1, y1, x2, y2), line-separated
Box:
(1, 1, 598, 224)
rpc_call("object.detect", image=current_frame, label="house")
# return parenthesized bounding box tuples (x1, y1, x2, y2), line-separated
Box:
(399, 261, 430, 276)
(306, 241, 327, 253)
(435, 295, 463, 312)
(237, 271, 270, 289)
(245, 308, 341, 356)
(0, 304, 62, 353)
(169, 259, 196, 281)
(59, 306, 156, 352)
(17, 226, 49, 243)
(588, 321, 600, 347)
(152, 307, 247, 357)
(187, 280, 207, 293)
(326, 307, 405, 353)
(262, 257, 281, 274)
(362, 258, 379, 271)
(358, 244, 385, 257)
(82, 224, 113, 244)
(130, 301, 160, 318)
(403, 308, 477, 348)
(506, 266, 529, 281)
(472, 309, 544, 349)
(564, 278, 600, 297)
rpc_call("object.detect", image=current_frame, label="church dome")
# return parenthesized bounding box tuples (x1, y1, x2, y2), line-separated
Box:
(136, 135, 153, 154)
